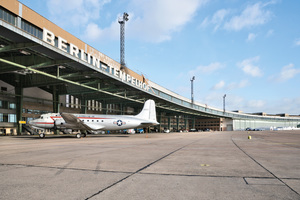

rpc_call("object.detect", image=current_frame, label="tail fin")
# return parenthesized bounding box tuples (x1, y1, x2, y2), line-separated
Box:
(136, 99, 157, 122)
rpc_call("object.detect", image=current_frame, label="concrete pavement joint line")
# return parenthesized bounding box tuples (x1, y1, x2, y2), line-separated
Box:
(243, 177, 249, 185)
(0, 163, 132, 175)
(55, 159, 74, 175)
(4, 163, 299, 181)
(1, 163, 299, 181)
(85, 139, 201, 200)
(231, 136, 300, 196)
(139, 172, 280, 179)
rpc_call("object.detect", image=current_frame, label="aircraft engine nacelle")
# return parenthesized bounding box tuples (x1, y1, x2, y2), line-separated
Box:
(54, 119, 66, 128)
(54, 118, 77, 129)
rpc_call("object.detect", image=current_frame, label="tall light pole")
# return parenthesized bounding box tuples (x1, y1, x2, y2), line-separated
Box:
(118, 12, 129, 70)
(190, 76, 195, 104)
(223, 94, 226, 112)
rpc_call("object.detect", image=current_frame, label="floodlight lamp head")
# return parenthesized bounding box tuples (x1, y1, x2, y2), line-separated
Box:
(123, 12, 129, 21)
(118, 17, 123, 24)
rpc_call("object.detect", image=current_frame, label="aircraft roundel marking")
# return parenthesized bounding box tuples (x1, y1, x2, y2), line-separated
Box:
(117, 120, 123, 126)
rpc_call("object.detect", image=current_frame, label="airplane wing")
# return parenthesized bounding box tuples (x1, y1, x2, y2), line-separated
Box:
(60, 113, 105, 130)
(83, 123, 105, 130)
(61, 113, 80, 124)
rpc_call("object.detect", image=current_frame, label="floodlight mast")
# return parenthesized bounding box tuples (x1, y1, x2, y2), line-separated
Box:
(190, 76, 195, 104)
(118, 12, 129, 70)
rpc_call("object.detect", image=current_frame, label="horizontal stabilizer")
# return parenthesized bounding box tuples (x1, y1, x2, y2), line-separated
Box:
(140, 122, 159, 127)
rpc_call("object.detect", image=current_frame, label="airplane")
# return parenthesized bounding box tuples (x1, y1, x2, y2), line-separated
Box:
(28, 99, 159, 138)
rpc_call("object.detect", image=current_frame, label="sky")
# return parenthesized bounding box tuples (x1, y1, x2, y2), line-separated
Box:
(19, 0, 300, 115)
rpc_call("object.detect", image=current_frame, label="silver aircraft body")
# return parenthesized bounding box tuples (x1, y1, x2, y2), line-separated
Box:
(29, 99, 159, 138)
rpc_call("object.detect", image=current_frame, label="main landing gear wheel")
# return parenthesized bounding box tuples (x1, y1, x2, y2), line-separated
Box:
(76, 133, 81, 139)
(39, 133, 45, 138)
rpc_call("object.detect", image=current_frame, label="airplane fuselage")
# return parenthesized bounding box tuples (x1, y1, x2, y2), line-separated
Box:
(57, 114, 151, 130)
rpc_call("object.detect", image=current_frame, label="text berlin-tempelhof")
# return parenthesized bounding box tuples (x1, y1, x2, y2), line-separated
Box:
(43, 28, 149, 91)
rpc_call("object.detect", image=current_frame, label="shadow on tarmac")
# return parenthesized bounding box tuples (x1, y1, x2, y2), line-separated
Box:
(6, 134, 130, 140)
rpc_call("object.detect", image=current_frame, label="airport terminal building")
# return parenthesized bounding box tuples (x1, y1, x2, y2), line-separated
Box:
(1, 0, 300, 135)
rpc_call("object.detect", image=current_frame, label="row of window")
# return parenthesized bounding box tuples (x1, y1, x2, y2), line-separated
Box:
(23, 109, 49, 115)
(0, 113, 16, 123)
(0, 100, 50, 115)
(21, 20, 43, 39)
(0, 7, 16, 25)
(0, 100, 16, 109)
(197, 121, 220, 123)
(81, 119, 104, 123)
(197, 124, 219, 127)
(0, 7, 42, 39)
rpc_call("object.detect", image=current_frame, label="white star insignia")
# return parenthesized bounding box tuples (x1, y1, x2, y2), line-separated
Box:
(117, 120, 123, 126)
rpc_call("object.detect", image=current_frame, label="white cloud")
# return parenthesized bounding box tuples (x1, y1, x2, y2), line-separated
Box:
(82, 0, 209, 43)
(46, 0, 209, 43)
(226, 80, 249, 90)
(201, 94, 300, 115)
(212, 80, 249, 91)
(200, 93, 245, 111)
(128, 0, 209, 43)
(83, 20, 119, 41)
(201, 9, 230, 31)
(212, 80, 225, 90)
(47, 0, 110, 29)
(224, 2, 273, 31)
(237, 56, 263, 77)
(272, 63, 300, 82)
(189, 62, 225, 76)
(247, 33, 257, 42)
(247, 100, 266, 109)
(277, 97, 300, 115)
(201, 1, 275, 32)
(245, 97, 300, 115)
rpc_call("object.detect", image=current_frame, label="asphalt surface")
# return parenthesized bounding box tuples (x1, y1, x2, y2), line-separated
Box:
(0, 131, 299, 200)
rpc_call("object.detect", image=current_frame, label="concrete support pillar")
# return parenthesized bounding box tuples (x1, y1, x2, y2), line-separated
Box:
(192, 117, 195, 129)
(120, 103, 123, 115)
(52, 86, 59, 113)
(81, 96, 87, 114)
(176, 116, 179, 131)
(158, 112, 162, 132)
(168, 117, 171, 131)
(52, 86, 59, 134)
(15, 82, 23, 135)
(185, 117, 188, 130)
(102, 102, 107, 114)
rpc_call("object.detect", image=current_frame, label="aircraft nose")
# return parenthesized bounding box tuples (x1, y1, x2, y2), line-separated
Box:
(28, 119, 36, 125)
